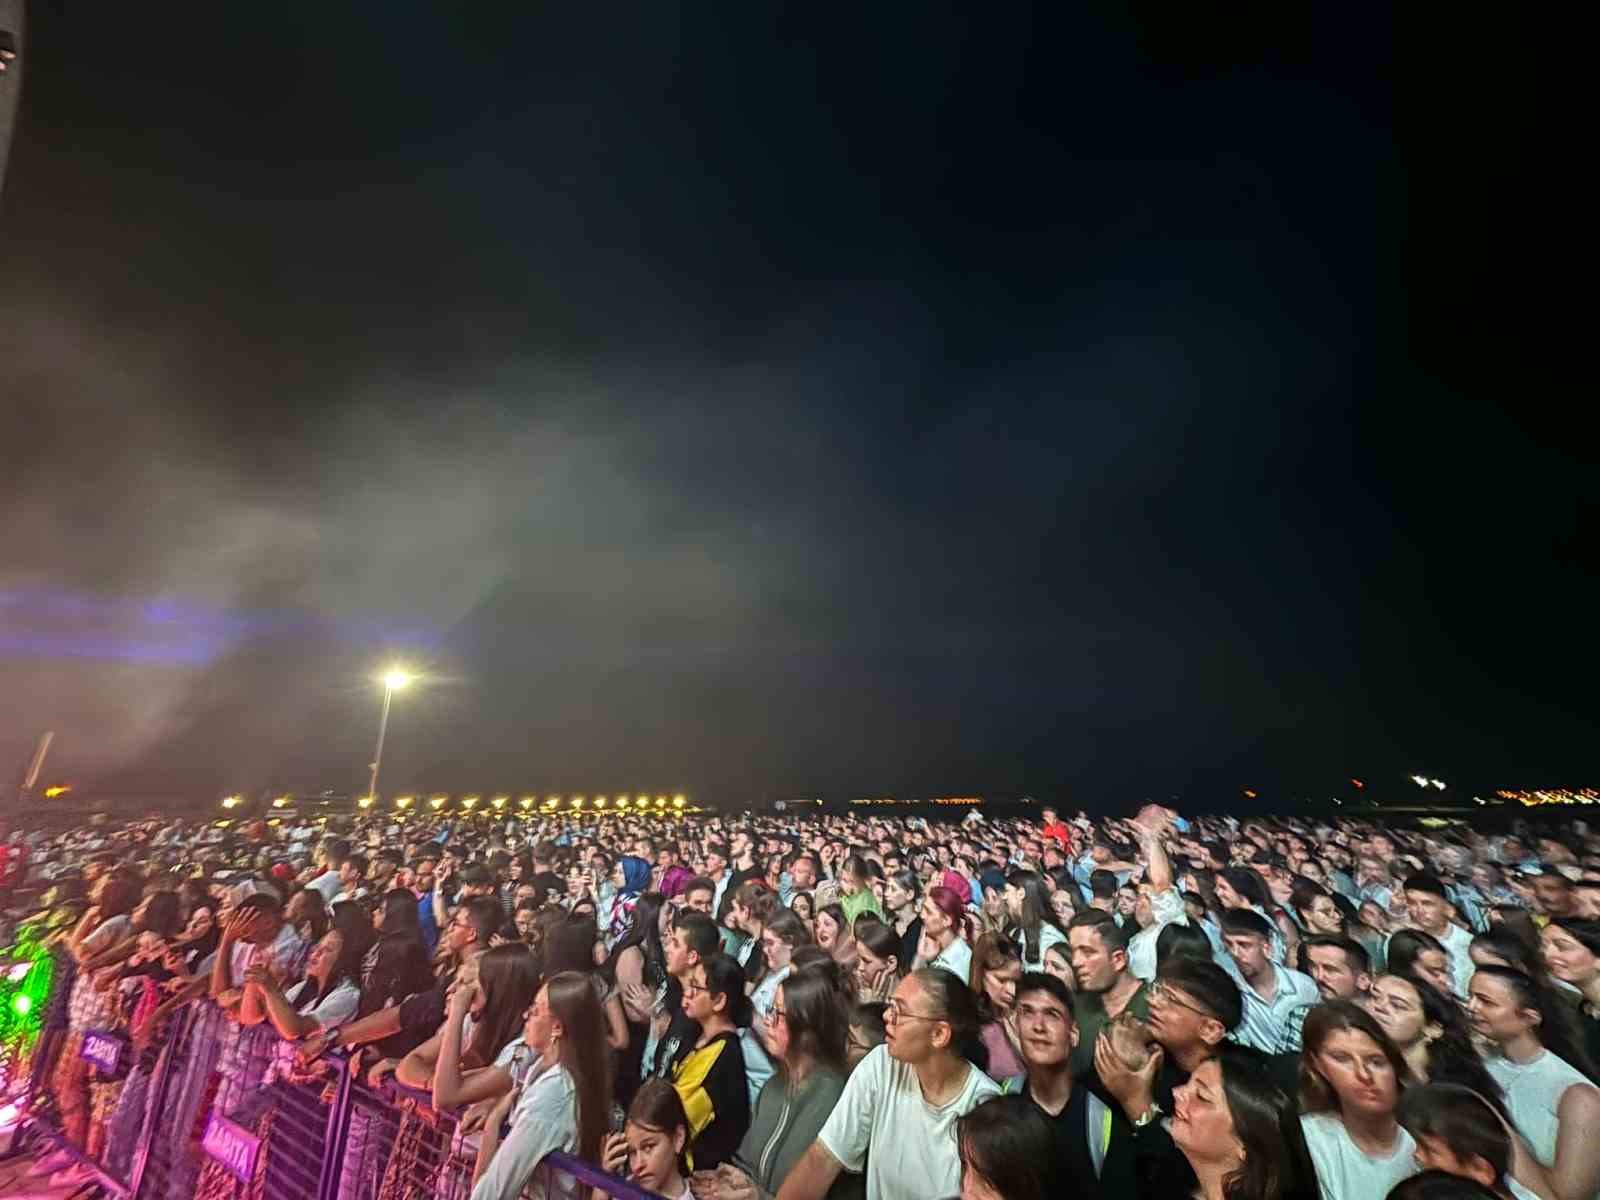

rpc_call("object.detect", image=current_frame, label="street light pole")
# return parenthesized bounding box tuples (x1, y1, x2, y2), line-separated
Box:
(366, 669, 411, 802)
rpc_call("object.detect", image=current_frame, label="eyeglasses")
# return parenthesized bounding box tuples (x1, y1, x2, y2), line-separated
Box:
(883, 1000, 943, 1025)
(1148, 981, 1216, 1021)
(682, 982, 708, 998)
(766, 1005, 788, 1024)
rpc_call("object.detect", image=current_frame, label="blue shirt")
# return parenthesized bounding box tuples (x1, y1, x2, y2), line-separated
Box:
(417, 891, 439, 957)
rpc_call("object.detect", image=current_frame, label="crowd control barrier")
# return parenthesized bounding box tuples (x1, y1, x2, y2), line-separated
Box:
(0, 944, 666, 1200)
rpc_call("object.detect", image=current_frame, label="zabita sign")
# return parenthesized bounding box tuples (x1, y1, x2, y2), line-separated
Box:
(202, 1113, 261, 1183)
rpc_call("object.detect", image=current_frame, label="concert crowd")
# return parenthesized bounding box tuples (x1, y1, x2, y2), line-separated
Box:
(5, 800, 1600, 1200)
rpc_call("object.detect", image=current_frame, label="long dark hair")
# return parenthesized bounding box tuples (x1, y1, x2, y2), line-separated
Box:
(544, 914, 601, 978)
(1003, 869, 1061, 965)
(1471, 964, 1600, 1083)
(968, 932, 1021, 1024)
(778, 966, 848, 1077)
(625, 1079, 690, 1176)
(375, 888, 421, 937)
(544, 971, 613, 1165)
(1388, 972, 1505, 1115)
(606, 892, 668, 990)
(134, 892, 183, 937)
(304, 902, 377, 1006)
(1214, 1043, 1319, 1200)
(465, 945, 541, 1069)
(957, 1096, 1054, 1200)
(1218, 868, 1271, 911)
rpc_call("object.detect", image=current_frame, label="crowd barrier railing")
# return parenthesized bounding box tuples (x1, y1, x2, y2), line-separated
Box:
(3, 953, 667, 1200)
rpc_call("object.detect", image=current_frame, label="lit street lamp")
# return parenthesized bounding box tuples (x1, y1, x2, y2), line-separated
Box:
(366, 668, 412, 804)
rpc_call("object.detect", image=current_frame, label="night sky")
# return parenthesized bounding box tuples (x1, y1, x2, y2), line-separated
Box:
(0, 5, 1589, 811)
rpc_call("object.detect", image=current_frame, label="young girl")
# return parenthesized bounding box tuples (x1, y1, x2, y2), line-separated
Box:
(597, 1080, 693, 1200)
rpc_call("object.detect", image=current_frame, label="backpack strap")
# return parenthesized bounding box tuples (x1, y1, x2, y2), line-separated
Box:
(1086, 1092, 1113, 1178)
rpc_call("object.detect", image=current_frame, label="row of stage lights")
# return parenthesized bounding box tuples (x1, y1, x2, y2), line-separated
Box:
(223, 793, 691, 814)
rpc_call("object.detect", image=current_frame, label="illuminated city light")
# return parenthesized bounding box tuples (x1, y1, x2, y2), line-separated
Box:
(1499, 788, 1600, 807)
(220, 795, 241, 809)
(395, 795, 413, 809)
(43, 785, 71, 798)
(357, 796, 374, 809)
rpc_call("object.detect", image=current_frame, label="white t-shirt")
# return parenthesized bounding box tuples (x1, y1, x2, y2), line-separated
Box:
(1126, 887, 1187, 982)
(930, 937, 972, 984)
(1485, 1049, 1595, 1167)
(818, 1043, 1000, 1200)
(1299, 1112, 1417, 1200)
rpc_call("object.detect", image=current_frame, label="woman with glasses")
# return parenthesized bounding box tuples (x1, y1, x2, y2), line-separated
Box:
(690, 965, 854, 1200)
(672, 952, 753, 1170)
(775, 967, 1000, 1200)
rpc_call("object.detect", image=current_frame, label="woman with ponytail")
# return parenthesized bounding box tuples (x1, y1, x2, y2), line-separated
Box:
(1467, 964, 1600, 1200)
(912, 885, 974, 983)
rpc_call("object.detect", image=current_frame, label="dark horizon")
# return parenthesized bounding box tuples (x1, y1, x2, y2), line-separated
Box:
(1, 6, 1589, 814)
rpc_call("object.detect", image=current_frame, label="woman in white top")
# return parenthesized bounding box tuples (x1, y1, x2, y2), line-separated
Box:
(1000, 870, 1067, 974)
(1468, 964, 1600, 1200)
(243, 905, 374, 1064)
(1297, 1000, 1419, 1200)
(912, 886, 974, 984)
(471, 971, 613, 1200)
(774, 966, 1000, 1200)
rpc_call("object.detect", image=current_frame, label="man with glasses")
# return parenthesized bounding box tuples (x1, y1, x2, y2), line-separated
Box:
(999, 972, 1136, 1195)
(1090, 956, 1241, 1138)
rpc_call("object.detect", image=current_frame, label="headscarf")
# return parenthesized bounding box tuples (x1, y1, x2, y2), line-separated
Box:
(617, 855, 652, 897)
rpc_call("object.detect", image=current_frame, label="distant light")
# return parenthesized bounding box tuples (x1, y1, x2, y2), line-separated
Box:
(1430, 779, 1447, 790)
(519, 796, 534, 809)
(616, 798, 629, 809)
(654, 796, 666, 808)
(595, 798, 607, 809)
(1350, 778, 1365, 789)
(461, 796, 479, 809)
(271, 796, 289, 808)
(673, 796, 685, 809)
(430, 796, 448, 810)
(43, 785, 71, 799)
(382, 669, 413, 691)
(571, 797, 585, 809)
(357, 796, 374, 809)
(221, 795, 242, 810)
(491, 796, 507, 809)
(1411, 775, 1430, 788)
(395, 795, 413, 809)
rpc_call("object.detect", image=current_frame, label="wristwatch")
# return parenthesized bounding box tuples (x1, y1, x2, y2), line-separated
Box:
(1131, 1102, 1164, 1128)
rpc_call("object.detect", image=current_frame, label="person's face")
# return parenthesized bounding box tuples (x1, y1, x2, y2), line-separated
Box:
(856, 941, 895, 986)
(1411, 1135, 1496, 1188)
(883, 977, 943, 1064)
(1412, 948, 1454, 997)
(664, 927, 694, 979)
(1306, 945, 1367, 1001)
(1221, 932, 1270, 980)
(515, 909, 538, 940)
(763, 984, 792, 1061)
(683, 964, 717, 1025)
(446, 910, 477, 954)
(339, 860, 360, 886)
(1170, 1059, 1243, 1166)
(610, 863, 626, 890)
(1365, 975, 1429, 1047)
(1015, 988, 1075, 1070)
(1467, 973, 1536, 1043)
(1534, 876, 1572, 915)
(522, 985, 557, 1056)
(624, 1120, 685, 1196)
(1048, 892, 1075, 928)
(1042, 944, 1075, 993)
(1133, 885, 1155, 928)
(1068, 925, 1121, 994)
(883, 878, 913, 912)
(705, 851, 727, 877)
(1542, 923, 1600, 986)
(415, 864, 436, 893)
(790, 859, 817, 890)
(307, 930, 342, 978)
(1002, 884, 1024, 921)
(981, 958, 1022, 1014)
(1404, 889, 1449, 932)
(1304, 895, 1344, 936)
(815, 912, 840, 949)
(684, 887, 714, 916)
(919, 896, 951, 939)
(1213, 877, 1243, 910)
(1147, 979, 1217, 1052)
(1310, 1029, 1399, 1117)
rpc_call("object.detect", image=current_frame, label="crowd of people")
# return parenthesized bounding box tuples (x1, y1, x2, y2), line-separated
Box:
(5, 800, 1600, 1200)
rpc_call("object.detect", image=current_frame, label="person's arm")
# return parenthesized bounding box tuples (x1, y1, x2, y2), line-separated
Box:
(82, 933, 139, 972)
(603, 990, 629, 1051)
(471, 1074, 570, 1200)
(1548, 1084, 1600, 1200)
(1135, 820, 1172, 893)
(211, 911, 250, 998)
(396, 1029, 444, 1089)
(616, 947, 653, 1024)
(432, 987, 508, 1110)
(249, 970, 321, 1040)
(774, 1142, 843, 1200)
